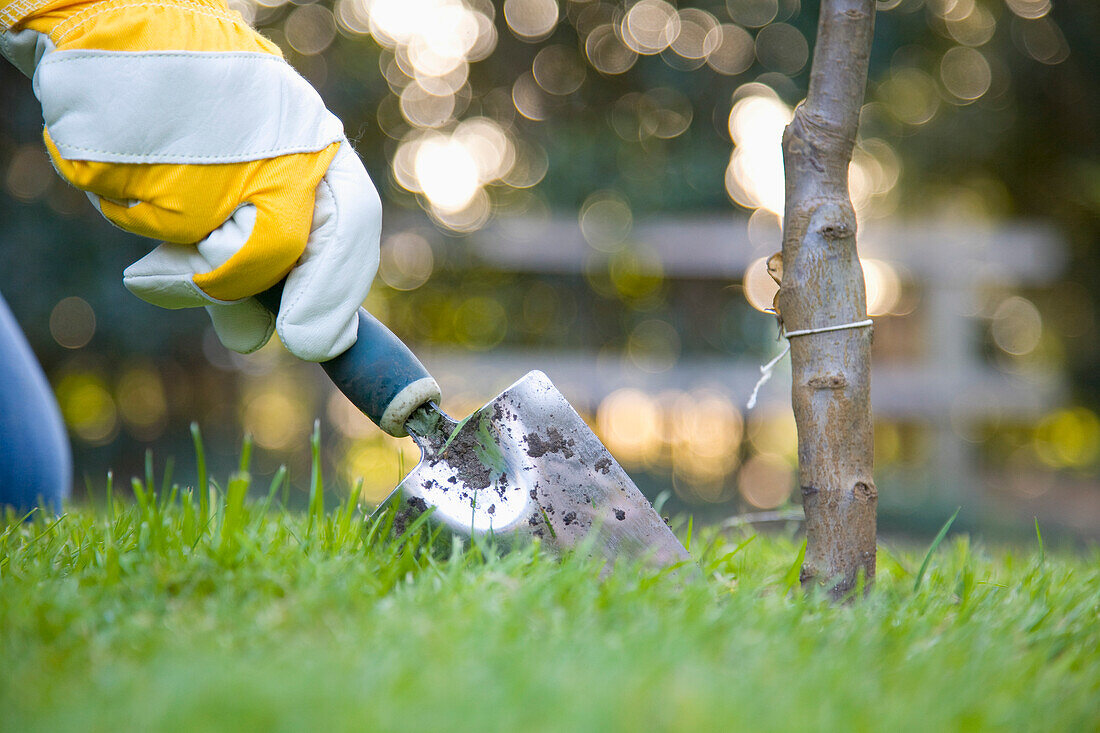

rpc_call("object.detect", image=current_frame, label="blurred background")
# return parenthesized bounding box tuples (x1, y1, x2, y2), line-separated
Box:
(1, 0, 1097, 541)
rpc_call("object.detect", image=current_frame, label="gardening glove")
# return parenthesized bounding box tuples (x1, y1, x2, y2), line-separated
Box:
(0, 0, 382, 361)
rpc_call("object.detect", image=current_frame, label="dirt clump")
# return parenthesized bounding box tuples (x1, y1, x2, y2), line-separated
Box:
(435, 426, 493, 491)
(392, 496, 430, 535)
(523, 427, 576, 459)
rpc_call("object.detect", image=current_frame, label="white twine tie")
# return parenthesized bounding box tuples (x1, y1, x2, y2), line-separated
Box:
(746, 319, 874, 410)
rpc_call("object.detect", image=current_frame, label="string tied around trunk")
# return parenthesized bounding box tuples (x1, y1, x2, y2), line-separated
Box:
(746, 319, 874, 410)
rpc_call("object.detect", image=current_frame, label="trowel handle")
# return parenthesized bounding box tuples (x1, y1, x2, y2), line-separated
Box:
(256, 286, 441, 438)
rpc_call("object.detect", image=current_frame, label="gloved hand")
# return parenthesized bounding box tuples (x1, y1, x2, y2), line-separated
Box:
(0, 0, 381, 361)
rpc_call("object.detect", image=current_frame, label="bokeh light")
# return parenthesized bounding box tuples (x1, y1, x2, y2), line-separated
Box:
(328, 389, 377, 440)
(5, 146, 53, 202)
(598, 388, 662, 465)
(342, 435, 421, 504)
(1017, 17, 1070, 66)
(849, 138, 902, 218)
(940, 46, 992, 102)
(399, 81, 457, 128)
(991, 296, 1043, 356)
(946, 4, 996, 47)
(334, 0, 509, 231)
(453, 296, 508, 350)
(49, 297, 96, 349)
(627, 319, 681, 373)
(670, 8, 721, 62)
(504, 0, 559, 41)
(585, 23, 640, 75)
(621, 0, 680, 56)
(706, 24, 754, 75)
(742, 256, 780, 314)
(379, 232, 434, 291)
(608, 246, 665, 302)
(1005, 0, 1052, 20)
(1033, 408, 1100, 470)
(533, 45, 587, 96)
(862, 258, 902, 316)
(748, 408, 798, 463)
(116, 365, 168, 441)
(56, 372, 118, 445)
(669, 390, 743, 499)
(580, 190, 634, 252)
(726, 0, 778, 28)
(284, 4, 336, 56)
(738, 453, 794, 509)
(754, 23, 808, 75)
(414, 134, 481, 212)
(879, 67, 940, 126)
(393, 117, 516, 218)
(241, 378, 311, 450)
(512, 71, 549, 121)
(725, 85, 792, 215)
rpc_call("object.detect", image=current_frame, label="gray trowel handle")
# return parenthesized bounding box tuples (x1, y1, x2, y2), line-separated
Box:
(256, 286, 441, 438)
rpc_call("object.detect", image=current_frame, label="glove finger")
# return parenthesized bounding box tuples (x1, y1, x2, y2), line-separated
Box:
(123, 241, 221, 308)
(205, 301, 275, 355)
(199, 207, 276, 354)
(277, 142, 383, 362)
(122, 203, 260, 308)
(196, 204, 258, 268)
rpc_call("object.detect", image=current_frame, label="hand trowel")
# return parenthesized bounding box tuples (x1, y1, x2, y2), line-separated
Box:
(260, 291, 693, 571)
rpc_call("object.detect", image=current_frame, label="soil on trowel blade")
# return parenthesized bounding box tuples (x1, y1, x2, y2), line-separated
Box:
(523, 427, 575, 459)
(392, 495, 429, 536)
(432, 425, 493, 492)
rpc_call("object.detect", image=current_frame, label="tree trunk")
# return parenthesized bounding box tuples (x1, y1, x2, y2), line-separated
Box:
(777, 0, 877, 598)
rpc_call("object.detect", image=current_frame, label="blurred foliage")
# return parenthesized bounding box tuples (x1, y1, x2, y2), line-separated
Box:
(0, 0, 1098, 521)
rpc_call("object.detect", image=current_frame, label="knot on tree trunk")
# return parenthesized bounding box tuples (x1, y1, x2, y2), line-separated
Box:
(819, 221, 853, 240)
(808, 374, 847, 390)
(853, 481, 877, 503)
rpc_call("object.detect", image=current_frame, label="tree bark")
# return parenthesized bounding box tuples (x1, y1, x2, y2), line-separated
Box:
(777, 0, 877, 598)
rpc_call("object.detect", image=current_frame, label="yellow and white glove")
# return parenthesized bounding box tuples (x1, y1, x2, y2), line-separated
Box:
(0, 0, 382, 361)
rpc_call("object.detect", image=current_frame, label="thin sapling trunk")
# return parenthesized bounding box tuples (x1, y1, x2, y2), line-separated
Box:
(776, 0, 878, 597)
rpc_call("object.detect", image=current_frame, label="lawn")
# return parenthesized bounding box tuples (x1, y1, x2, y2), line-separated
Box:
(2, 444, 1098, 732)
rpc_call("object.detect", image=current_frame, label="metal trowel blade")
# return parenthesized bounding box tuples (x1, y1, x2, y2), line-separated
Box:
(388, 370, 692, 571)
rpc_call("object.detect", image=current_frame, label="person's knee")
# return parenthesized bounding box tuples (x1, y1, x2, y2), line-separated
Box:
(0, 293, 73, 517)
(0, 417, 72, 517)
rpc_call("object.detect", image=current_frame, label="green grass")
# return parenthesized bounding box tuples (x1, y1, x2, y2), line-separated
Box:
(2, 447, 1098, 731)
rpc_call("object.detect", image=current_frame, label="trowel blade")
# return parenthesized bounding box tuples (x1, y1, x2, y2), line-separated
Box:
(391, 371, 692, 571)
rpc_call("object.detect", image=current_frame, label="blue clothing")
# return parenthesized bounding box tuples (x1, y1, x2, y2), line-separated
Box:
(0, 290, 71, 515)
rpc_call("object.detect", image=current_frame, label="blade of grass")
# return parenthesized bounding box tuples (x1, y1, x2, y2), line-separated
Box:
(1035, 518, 1044, 567)
(260, 465, 288, 517)
(191, 422, 209, 522)
(914, 507, 961, 592)
(131, 477, 148, 514)
(877, 541, 913, 578)
(308, 420, 324, 536)
(782, 538, 807, 592)
(144, 450, 155, 501)
(704, 534, 757, 574)
(159, 456, 176, 508)
(105, 470, 114, 520)
(239, 433, 254, 474)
